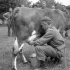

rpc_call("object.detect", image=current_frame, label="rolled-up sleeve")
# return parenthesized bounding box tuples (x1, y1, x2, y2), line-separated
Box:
(33, 30, 54, 46)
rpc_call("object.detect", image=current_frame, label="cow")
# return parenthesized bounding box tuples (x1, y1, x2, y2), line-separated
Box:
(11, 6, 66, 70)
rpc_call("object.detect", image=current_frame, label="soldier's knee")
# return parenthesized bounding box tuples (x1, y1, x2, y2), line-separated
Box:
(35, 46, 41, 54)
(35, 46, 41, 50)
(56, 51, 63, 59)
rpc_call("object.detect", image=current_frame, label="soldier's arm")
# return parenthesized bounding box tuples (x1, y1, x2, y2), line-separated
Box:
(3, 13, 8, 20)
(33, 30, 54, 46)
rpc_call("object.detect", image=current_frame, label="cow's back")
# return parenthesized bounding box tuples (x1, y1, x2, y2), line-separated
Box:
(12, 7, 66, 40)
(43, 8, 66, 30)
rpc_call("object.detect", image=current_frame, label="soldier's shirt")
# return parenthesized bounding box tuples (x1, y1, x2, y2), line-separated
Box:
(33, 26, 64, 48)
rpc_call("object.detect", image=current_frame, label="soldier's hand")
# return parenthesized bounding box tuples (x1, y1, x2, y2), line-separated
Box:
(29, 41, 35, 45)
(27, 40, 34, 45)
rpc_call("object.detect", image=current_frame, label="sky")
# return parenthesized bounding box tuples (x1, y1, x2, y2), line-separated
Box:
(55, 0, 70, 6)
(28, 0, 70, 6)
(28, 0, 39, 5)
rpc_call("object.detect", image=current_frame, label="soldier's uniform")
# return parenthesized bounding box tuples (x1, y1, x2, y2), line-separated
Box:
(29, 17, 65, 61)
(3, 11, 12, 36)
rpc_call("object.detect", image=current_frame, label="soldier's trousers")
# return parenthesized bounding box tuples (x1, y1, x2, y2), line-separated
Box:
(35, 44, 65, 61)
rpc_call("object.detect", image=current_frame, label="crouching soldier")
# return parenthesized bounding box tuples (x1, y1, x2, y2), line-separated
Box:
(28, 17, 65, 66)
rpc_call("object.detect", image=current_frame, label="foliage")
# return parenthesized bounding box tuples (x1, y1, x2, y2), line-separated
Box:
(55, 2, 69, 14)
(66, 6, 70, 14)
(0, 0, 16, 13)
(0, 0, 32, 20)
(40, 0, 55, 8)
(19, 0, 31, 7)
(0, 0, 55, 13)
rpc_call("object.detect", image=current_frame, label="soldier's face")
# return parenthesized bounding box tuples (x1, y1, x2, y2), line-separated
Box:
(42, 21, 48, 30)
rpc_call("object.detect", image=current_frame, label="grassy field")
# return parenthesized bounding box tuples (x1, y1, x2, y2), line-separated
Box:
(0, 26, 70, 70)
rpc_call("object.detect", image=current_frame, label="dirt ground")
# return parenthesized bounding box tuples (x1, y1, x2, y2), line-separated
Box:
(0, 26, 70, 70)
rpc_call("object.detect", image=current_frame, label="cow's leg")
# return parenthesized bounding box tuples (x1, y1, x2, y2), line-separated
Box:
(63, 31, 66, 37)
(64, 31, 68, 37)
(12, 26, 14, 37)
(61, 30, 68, 38)
(19, 43, 28, 63)
(12, 53, 17, 70)
(12, 37, 27, 70)
(12, 37, 18, 70)
(12, 29, 14, 37)
(59, 29, 65, 37)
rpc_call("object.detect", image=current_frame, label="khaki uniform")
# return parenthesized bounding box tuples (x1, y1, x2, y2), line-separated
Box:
(32, 26, 65, 61)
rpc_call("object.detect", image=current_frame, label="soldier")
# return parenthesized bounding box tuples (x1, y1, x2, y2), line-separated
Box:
(3, 8, 12, 36)
(28, 17, 65, 66)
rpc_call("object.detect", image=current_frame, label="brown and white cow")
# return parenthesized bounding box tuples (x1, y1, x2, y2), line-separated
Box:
(11, 6, 66, 70)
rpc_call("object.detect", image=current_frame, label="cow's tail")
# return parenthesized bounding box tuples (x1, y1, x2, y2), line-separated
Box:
(11, 7, 20, 36)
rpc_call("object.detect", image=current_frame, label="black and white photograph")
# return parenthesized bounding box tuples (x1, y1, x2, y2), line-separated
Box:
(0, 0, 70, 70)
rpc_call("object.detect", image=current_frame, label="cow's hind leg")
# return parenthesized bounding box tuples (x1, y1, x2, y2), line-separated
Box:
(12, 49, 17, 70)
(12, 37, 27, 70)
(11, 26, 15, 37)
(19, 43, 28, 63)
(12, 37, 18, 70)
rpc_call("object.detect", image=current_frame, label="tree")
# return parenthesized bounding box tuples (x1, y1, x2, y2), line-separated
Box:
(55, 2, 69, 14)
(40, 0, 55, 8)
(0, 0, 17, 13)
(17, 0, 31, 7)
(0, 0, 31, 13)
